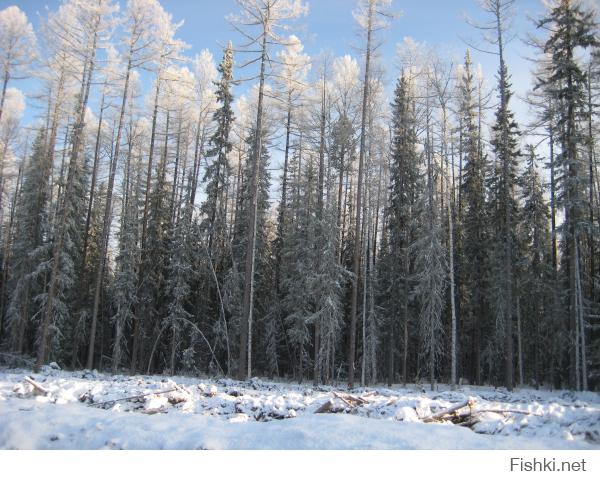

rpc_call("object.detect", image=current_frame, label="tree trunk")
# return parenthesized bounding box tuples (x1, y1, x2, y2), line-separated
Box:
(36, 35, 98, 369)
(190, 108, 206, 207)
(275, 103, 292, 291)
(349, 0, 374, 389)
(448, 158, 457, 388)
(81, 89, 106, 273)
(494, 2, 514, 392)
(0, 72, 9, 129)
(587, 70, 596, 305)
(314, 73, 327, 385)
(239, 26, 268, 380)
(87, 55, 133, 370)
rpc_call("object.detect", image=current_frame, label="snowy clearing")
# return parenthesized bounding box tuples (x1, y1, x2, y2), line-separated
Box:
(0, 367, 599, 450)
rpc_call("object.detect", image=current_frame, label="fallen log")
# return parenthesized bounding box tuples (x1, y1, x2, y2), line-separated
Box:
(449, 408, 543, 429)
(89, 387, 180, 407)
(358, 391, 378, 398)
(24, 376, 50, 396)
(315, 391, 370, 414)
(474, 408, 542, 417)
(332, 391, 368, 407)
(422, 397, 477, 423)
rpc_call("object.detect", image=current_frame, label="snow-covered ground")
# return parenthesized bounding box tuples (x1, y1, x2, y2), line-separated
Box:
(0, 366, 599, 450)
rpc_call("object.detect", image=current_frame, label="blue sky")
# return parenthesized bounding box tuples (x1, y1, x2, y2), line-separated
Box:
(3, 0, 548, 128)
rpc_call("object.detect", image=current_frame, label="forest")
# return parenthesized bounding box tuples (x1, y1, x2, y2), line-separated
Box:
(0, 0, 598, 393)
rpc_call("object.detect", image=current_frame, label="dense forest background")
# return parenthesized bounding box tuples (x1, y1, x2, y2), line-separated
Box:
(0, 0, 598, 391)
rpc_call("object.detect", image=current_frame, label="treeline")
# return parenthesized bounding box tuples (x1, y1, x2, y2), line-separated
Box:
(0, 0, 598, 391)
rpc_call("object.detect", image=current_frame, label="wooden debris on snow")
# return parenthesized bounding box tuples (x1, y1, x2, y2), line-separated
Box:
(315, 391, 371, 414)
(421, 397, 542, 427)
(198, 383, 218, 397)
(23, 376, 50, 396)
(421, 397, 477, 423)
(89, 387, 180, 408)
(333, 391, 368, 407)
(167, 387, 191, 405)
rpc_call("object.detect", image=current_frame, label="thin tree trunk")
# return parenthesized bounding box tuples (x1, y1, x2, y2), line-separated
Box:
(448, 157, 457, 388)
(170, 115, 182, 223)
(548, 120, 558, 387)
(575, 240, 587, 390)
(36, 35, 98, 369)
(87, 55, 133, 370)
(349, 0, 374, 388)
(565, 46, 581, 390)
(131, 72, 164, 374)
(402, 279, 408, 385)
(340, 166, 350, 262)
(190, 109, 206, 207)
(494, 2, 514, 392)
(72, 89, 107, 369)
(81, 89, 106, 272)
(361, 192, 369, 387)
(516, 290, 523, 387)
(275, 103, 292, 293)
(372, 161, 382, 265)
(140, 74, 162, 253)
(314, 72, 326, 385)
(0, 72, 9, 128)
(587, 69, 595, 304)
(52, 124, 71, 224)
(239, 26, 268, 380)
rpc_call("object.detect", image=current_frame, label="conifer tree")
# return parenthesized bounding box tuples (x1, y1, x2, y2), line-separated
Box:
(517, 146, 553, 386)
(202, 42, 235, 258)
(472, 0, 522, 390)
(232, 0, 308, 380)
(281, 153, 316, 381)
(111, 174, 140, 372)
(413, 175, 447, 391)
(487, 67, 521, 390)
(5, 130, 49, 353)
(33, 140, 88, 364)
(460, 50, 488, 385)
(231, 127, 273, 377)
(379, 74, 420, 386)
(163, 202, 194, 375)
(537, 0, 599, 390)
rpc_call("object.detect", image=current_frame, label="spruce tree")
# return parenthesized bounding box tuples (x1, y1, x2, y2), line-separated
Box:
(537, 0, 599, 390)
(488, 7, 522, 388)
(412, 150, 447, 391)
(487, 66, 521, 389)
(517, 145, 553, 386)
(135, 123, 172, 373)
(281, 153, 315, 381)
(201, 41, 234, 259)
(231, 127, 273, 378)
(111, 175, 140, 372)
(460, 50, 488, 385)
(5, 130, 50, 354)
(378, 74, 420, 386)
(33, 138, 88, 365)
(311, 190, 348, 384)
(163, 202, 194, 375)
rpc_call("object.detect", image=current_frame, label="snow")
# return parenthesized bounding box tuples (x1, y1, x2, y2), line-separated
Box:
(0, 368, 599, 450)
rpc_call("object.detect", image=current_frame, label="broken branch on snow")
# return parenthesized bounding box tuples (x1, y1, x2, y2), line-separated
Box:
(89, 387, 180, 407)
(24, 376, 50, 396)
